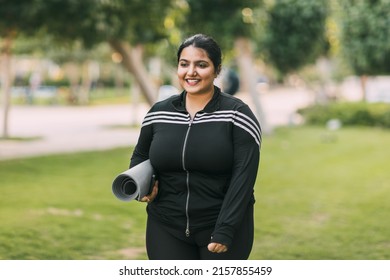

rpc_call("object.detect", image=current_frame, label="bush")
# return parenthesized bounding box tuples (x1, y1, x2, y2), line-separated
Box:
(297, 102, 390, 128)
(44, 78, 71, 87)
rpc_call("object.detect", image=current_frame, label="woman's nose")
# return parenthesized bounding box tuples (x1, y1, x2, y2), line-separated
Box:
(187, 65, 196, 76)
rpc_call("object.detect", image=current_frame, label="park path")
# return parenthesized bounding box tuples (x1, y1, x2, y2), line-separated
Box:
(0, 87, 313, 161)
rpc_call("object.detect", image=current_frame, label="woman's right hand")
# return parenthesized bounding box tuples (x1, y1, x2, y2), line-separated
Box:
(140, 181, 158, 203)
(208, 242, 228, 253)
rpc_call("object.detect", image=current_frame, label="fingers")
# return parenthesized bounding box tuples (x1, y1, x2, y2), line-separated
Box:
(150, 181, 158, 197)
(140, 196, 150, 203)
(207, 242, 228, 253)
(140, 181, 158, 203)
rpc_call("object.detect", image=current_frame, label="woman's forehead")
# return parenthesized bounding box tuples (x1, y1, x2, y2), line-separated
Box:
(179, 46, 211, 61)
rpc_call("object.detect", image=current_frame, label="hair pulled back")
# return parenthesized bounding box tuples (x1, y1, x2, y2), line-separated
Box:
(177, 34, 222, 74)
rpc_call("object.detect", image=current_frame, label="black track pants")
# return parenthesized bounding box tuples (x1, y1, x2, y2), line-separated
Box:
(145, 204, 254, 260)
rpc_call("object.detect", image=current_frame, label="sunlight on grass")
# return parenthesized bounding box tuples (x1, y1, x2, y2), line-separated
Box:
(1, 126, 389, 260)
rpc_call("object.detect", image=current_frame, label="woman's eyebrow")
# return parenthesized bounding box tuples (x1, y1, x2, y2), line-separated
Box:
(179, 58, 209, 63)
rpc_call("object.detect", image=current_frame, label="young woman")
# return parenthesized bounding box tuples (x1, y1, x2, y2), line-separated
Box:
(130, 34, 261, 260)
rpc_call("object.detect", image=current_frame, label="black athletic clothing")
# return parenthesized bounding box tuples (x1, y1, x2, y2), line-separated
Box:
(130, 86, 261, 250)
(146, 203, 254, 260)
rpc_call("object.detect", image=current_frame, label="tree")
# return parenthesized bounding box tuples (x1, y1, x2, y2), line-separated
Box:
(0, 0, 177, 137)
(181, 0, 257, 47)
(0, 35, 12, 138)
(262, 0, 329, 78)
(339, 0, 390, 100)
(1, 0, 176, 102)
(30, 0, 175, 105)
(0, 0, 44, 138)
(45, 41, 111, 105)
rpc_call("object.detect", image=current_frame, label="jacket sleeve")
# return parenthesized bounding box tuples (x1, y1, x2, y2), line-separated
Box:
(211, 104, 261, 248)
(129, 110, 154, 168)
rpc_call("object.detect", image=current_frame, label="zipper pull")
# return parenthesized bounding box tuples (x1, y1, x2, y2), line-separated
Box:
(185, 228, 190, 237)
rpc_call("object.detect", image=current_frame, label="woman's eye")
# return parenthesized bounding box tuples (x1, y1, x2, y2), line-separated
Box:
(198, 63, 207, 68)
(179, 63, 188, 67)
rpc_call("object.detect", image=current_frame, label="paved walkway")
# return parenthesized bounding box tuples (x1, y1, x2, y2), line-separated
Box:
(0, 88, 313, 161)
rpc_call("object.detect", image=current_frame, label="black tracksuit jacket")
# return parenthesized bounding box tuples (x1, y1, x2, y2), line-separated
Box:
(130, 86, 261, 248)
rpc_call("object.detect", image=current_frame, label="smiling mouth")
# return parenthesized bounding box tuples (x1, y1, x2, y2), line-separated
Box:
(185, 79, 200, 86)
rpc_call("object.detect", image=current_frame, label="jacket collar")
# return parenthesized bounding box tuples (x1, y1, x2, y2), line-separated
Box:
(172, 85, 221, 113)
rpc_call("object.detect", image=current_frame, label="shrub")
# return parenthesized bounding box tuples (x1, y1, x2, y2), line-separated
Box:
(297, 102, 390, 128)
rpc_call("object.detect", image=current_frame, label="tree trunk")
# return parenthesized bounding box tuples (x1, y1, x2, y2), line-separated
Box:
(360, 75, 367, 102)
(79, 60, 99, 105)
(109, 40, 157, 105)
(234, 37, 272, 135)
(63, 62, 81, 104)
(130, 76, 140, 126)
(1, 36, 13, 139)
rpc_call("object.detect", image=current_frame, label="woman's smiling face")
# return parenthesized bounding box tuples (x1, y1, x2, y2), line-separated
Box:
(177, 45, 217, 96)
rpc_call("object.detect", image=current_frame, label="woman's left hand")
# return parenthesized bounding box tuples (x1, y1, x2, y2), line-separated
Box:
(207, 242, 228, 253)
(140, 181, 158, 203)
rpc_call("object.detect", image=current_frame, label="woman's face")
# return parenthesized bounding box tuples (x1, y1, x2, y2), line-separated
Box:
(177, 45, 217, 96)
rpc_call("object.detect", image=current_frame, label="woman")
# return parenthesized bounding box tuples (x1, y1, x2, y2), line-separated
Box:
(130, 34, 261, 260)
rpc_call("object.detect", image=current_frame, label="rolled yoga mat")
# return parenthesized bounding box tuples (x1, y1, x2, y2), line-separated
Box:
(112, 159, 155, 202)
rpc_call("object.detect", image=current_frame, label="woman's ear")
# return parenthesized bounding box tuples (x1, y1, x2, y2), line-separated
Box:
(216, 65, 222, 76)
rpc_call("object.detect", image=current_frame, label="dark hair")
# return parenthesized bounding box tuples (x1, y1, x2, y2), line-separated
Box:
(177, 34, 222, 74)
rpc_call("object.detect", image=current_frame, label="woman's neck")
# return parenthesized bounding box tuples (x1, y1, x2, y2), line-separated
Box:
(185, 89, 214, 119)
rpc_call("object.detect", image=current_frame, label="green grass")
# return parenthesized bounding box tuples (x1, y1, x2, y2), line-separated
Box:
(0, 126, 389, 260)
(253, 126, 390, 260)
(89, 88, 135, 105)
(0, 148, 148, 260)
(11, 87, 140, 106)
(0, 136, 42, 142)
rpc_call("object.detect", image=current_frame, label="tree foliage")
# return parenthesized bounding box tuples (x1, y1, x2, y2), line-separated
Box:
(0, 0, 176, 62)
(0, 0, 178, 107)
(25, 0, 174, 47)
(339, 0, 390, 75)
(182, 0, 261, 51)
(263, 0, 329, 75)
(0, 0, 39, 37)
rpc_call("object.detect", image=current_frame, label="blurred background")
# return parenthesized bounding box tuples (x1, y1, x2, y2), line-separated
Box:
(0, 0, 389, 260)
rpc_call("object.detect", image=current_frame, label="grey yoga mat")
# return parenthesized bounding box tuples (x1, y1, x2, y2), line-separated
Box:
(112, 159, 155, 202)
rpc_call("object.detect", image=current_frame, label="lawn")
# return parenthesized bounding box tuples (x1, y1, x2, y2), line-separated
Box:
(11, 87, 138, 106)
(0, 126, 389, 260)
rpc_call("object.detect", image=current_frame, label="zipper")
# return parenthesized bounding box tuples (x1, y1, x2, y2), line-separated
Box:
(182, 116, 193, 237)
